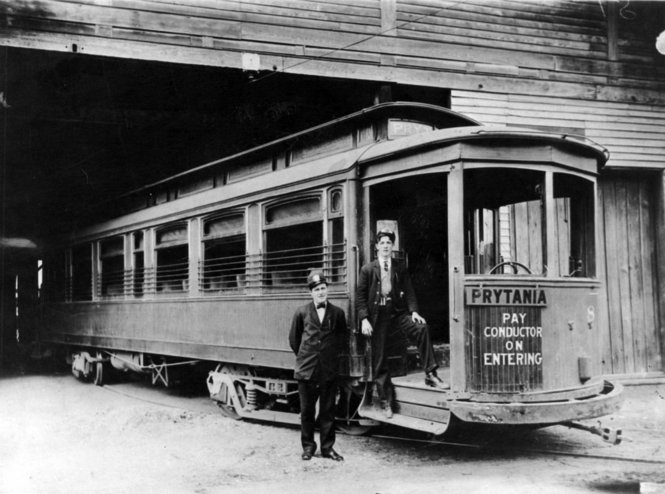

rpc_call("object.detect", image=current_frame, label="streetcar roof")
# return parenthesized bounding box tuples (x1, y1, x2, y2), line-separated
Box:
(119, 102, 480, 197)
(359, 124, 609, 172)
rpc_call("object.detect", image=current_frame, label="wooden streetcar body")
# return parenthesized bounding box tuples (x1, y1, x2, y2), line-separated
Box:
(39, 102, 622, 440)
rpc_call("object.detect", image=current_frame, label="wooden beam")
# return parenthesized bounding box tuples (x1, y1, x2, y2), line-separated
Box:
(606, 0, 618, 61)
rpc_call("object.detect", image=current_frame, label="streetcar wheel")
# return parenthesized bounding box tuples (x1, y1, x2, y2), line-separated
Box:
(92, 352, 105, 386)
(335, 381, 373, 436)
(216, 399, 241, 420)
(211, 364, 252, 419)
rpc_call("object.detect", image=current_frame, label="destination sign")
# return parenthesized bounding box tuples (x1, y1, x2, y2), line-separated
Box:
(466, 287, 547, 306)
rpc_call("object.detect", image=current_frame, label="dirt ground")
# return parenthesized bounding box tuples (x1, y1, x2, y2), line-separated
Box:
(1, 367, 664, 494)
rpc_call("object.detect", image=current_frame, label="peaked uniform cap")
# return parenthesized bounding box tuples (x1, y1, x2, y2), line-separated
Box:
(307, 270, 327, 290)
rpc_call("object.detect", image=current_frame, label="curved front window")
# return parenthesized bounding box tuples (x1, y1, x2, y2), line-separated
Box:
(464, 168, 595, 278)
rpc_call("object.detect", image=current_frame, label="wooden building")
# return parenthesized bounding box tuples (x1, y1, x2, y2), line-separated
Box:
(0, 0, 663, 380)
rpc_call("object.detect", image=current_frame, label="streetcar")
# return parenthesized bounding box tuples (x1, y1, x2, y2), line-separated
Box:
(38, 101, 623, 442)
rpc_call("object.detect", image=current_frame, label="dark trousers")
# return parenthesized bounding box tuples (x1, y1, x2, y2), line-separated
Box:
(371, 306, 438, 402)
(298, 378, 337, 454)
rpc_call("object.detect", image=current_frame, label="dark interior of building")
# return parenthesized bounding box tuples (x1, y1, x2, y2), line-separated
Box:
(0, 47, 450, 364)
(0, 47, 450, 243)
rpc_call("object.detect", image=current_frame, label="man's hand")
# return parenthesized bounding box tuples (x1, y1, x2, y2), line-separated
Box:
(411, 312, 426, 325)
(361, 319, 373, 337)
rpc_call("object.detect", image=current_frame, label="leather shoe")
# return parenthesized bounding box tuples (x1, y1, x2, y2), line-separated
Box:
(380, 400, 393, 419)
(301, 451, 313, 461)
(322, 449, 344, 461)
(425, 372, 450, 389)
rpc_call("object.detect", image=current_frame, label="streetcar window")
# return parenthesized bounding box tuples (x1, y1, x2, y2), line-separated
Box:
(132, 232, 144, 297)
(264, 197, 324, 287)
(290, 130, 353, 165)
(178, 175, 214, 197)
(553, 174, 595, 277)
(464, 169, 544, 275)
(227, 157, 273, 183)
(42, 251, 66, 302)
(155, 224, 189, 293)
(202, 213, 246, 292)
(387, 119, 435, 139)
(99, 236, 125, 297)
(70, 244, 93, 301)
(328, 217, 345, 283)
(265, 222, 323, 286)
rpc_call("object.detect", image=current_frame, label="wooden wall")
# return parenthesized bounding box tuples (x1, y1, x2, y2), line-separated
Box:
(1, 1, 664, 102)
(597, 172, 663, 377)
(451, 91, 665, 169)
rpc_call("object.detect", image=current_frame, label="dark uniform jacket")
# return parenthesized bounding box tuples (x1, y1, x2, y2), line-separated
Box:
(356, 259, 419, 329)
(289, 301, 348, 381)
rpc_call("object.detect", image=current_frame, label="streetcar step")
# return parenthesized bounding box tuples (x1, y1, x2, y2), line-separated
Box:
(358, 403, 448, 435)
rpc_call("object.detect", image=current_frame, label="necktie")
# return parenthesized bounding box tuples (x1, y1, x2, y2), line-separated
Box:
(381, 260, 391, 296)
(316, 302, 326, 309)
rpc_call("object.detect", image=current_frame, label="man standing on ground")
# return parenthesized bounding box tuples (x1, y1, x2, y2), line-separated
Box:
(289, 270, 348, 461)
(356, 228, 447, 419)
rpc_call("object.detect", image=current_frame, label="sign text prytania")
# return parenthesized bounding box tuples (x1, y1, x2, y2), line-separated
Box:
(466, 287, 547, 306)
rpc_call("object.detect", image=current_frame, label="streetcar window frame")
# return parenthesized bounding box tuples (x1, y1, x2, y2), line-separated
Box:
(553, 173, 596, 278)
(131, 231, 145, 297)
(99, 236, 125, 297)
(154, 222, 189, 293)
(263, 195, 324, 287)
(464, 168, 545, 276)
(70, 243, 93, 301)
(201, 211, 247, 293)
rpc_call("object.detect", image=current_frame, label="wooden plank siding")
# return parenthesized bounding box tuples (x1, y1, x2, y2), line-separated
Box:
(1, 1, 664, 104)
(597, 174, 662, 376)
(451, 90, 665, 169)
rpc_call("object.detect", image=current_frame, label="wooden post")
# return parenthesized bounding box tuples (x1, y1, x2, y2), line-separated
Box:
(447, 165, 465, 391)
(607, 1, 618, 61)
(544, 171, 559, 277)
(380, 0, 396, 67)
(188, 217, 200, 296)
(656, 171, 665, 372)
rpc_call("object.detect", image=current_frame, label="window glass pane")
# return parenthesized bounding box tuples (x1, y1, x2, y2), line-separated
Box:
(204, 214, 244, 238)
(100, 237, 125, 296)
(388, 119, 434, 139)
(134, 231, 144, 251)
(330, 189, 343, 214)
(265, 222, 323, 286)
(157, 224, 187, 245)
(291, 132, 353, 165)
(203, 235, 246, 291)
(553, 174, 595, 277)
(227, 158, 272, 183)
(43, 251, 66, 302)
(156, 244, 189, 292)
(329, 218, 345, 283)
(464, 169, 544, 275)
(266, 197, 321, 226)
(132, 231, 144, 297)
(71, 244, 92, 300)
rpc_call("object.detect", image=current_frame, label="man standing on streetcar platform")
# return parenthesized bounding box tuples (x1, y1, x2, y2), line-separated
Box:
(289, 270, 348, 461)
(356, 228, 448, 419)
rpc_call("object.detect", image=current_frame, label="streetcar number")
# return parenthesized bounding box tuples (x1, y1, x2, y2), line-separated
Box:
(267, 381, 286, 394)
